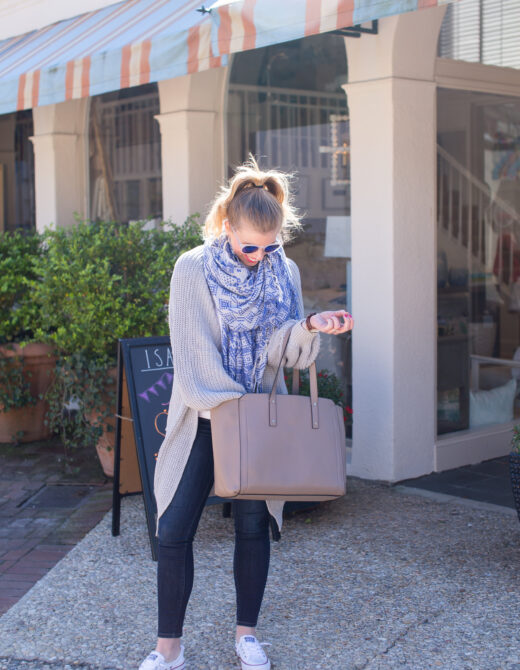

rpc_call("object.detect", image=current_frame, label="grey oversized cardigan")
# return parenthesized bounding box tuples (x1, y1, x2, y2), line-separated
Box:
(153, 244, 320, 537)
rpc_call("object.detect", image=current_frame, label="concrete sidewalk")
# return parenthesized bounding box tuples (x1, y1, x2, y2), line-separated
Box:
(0, 477, 519, 670)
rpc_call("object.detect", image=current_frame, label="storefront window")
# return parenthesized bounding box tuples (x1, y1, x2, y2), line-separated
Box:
(89, 83, 162, 224)
(0, 110, 35, 231)
(437, 88, 520, 434)
(227, 34, 351, 434)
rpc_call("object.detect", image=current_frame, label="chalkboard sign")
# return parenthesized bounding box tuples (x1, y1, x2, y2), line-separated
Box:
(111, 336, 230, 561)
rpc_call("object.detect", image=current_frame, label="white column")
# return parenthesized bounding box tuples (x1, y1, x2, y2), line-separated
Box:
(344, 6, 446, 481)
(156, 67, 229, 227)
(31, 98, 89, 232)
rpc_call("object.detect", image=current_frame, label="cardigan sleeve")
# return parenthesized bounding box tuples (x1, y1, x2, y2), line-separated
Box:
(265, 259, 320, 370)
(168, 251, 246, 410)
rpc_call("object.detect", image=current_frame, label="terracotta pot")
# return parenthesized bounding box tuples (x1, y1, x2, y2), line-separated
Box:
(86, 366, 118, 477)
(0, 342, 57, 443)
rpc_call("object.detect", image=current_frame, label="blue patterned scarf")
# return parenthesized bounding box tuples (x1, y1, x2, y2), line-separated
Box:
(203, 233, 301, 393)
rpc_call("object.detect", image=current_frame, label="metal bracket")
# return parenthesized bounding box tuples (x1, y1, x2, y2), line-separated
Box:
(331, 20, 378, 39)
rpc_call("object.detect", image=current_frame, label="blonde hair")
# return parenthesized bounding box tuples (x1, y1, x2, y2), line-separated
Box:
(202, 153, 304, 243)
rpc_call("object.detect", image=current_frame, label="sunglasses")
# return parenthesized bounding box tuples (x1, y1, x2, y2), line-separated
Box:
(230, 226, 282, 255)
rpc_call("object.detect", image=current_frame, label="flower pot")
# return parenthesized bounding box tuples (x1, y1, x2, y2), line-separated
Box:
(86, 366, 118, 477)
(509, 451, 520, 522)
(0, 342, 57, 443)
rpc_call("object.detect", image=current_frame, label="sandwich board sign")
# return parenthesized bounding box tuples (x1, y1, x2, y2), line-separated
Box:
(111, 336, 228, 561)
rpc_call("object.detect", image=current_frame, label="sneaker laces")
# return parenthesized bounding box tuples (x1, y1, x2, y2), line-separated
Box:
(237, 636, 271, 664)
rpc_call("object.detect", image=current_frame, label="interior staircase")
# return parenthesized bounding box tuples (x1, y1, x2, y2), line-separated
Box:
(437, 143, 520, 296)
(436, 144, 520, 430)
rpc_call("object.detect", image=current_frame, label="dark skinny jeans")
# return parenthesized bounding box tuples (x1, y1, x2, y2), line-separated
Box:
(157, 417, 271, 638)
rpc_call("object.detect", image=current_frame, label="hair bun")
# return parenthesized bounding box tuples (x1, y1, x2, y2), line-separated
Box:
(202, 152, 303, 243)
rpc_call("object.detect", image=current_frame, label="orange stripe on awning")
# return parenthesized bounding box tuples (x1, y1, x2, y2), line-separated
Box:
(17, 73, 26, 111)
(31, 70, 40, 108)
(337, 0, 355, 29)
(81, 56, 91, 98)
(120, 44, 132, 88)
(65, 61, 74, 100)
(305, 0, 322, 37)
(140, 40, 152, 84)
(242, 0, 257, 51)
(187, 25, 200, 74)
(209, 52, 222, 69)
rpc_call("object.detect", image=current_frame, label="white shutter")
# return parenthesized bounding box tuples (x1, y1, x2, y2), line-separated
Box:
(438, 0, 520, 70)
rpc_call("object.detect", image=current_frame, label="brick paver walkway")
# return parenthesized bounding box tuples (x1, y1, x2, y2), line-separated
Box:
(0, 438, 113, 615)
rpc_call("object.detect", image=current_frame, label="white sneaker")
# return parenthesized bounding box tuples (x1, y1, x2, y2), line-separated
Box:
(235, 635, 271, 670)
(138, 646, 186, 670)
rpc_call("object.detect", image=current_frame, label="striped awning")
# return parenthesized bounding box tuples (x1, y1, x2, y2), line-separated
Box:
(0, 0, 456, 115)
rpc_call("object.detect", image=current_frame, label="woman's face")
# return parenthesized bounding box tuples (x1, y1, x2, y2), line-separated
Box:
(224, 218, 282, 268)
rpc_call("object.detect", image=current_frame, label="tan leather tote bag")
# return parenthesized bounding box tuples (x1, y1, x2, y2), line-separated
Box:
(210, 328, 347, 501)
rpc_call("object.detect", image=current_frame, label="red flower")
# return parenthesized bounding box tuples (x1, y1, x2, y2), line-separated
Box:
(345, 406, 353, 414)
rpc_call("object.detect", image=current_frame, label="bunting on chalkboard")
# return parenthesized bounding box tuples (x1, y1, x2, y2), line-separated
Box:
(138, 371, 174, 403)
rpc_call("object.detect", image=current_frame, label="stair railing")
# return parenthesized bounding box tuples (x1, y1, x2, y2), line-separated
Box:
(437, 144, 520, 291)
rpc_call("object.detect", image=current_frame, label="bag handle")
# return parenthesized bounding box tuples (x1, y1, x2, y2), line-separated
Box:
(292, 369, 300, 395)
(268, 326, 319, 429)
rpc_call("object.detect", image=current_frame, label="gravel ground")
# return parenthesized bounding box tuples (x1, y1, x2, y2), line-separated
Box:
(0, 478, 519, 670)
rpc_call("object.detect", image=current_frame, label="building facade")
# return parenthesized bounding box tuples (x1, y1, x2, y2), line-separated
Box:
(1, 0, 519, 482)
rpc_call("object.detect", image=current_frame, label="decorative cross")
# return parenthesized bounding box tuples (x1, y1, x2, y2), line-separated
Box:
(319, 114, 350, 186)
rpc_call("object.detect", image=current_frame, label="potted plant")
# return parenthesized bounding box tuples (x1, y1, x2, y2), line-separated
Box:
(284, 367, 353, 428)
(41, 350, 117, 473)
(0, 228, 56, 443)
(510, 424, 520, 522)
(32, 215, 203, 473)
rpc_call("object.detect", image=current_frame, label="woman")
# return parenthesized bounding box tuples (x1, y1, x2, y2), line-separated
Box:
(140, 155, 354, 670)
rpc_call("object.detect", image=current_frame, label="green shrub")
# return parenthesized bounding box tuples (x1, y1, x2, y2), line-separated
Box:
(32, 215, 203, 364)
(43, 352, 115, 452)
(0, 346, 37, 413)
(0, 229, 45, 413)
(31, 215, 203, 453)
(0, 228, 43, 344)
